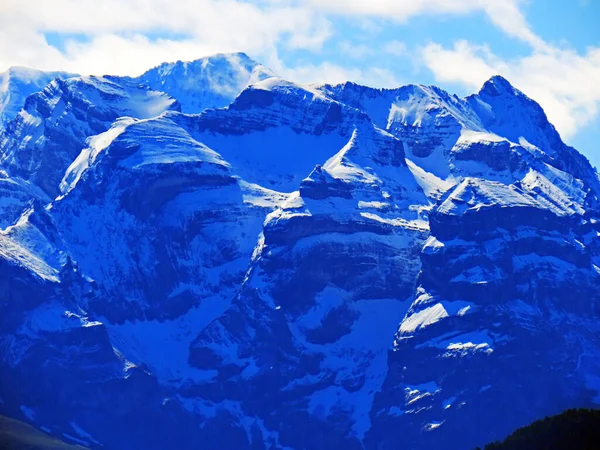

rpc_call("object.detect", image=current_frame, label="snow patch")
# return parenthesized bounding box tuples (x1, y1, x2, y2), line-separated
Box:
(400, 300, 474, 334)
(424, 420, 444, 431)
(60, 118, 133, 194)
(20, 405, 35, 421)
(70, 422, 102, 446)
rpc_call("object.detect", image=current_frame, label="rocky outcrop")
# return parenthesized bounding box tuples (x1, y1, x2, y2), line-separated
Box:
(368, 178, 600, 450)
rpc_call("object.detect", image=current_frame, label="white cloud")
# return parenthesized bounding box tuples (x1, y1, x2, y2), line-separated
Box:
(421, 41, 507, 89)
(0, 0, 332, 75)
(61, 35, 225, 76)
(270, 59, 403, 89)
(421, 40, 600, 139)
(302, 0, 543, 47)
(1, 0, 313, 35)
(479, 1, 547, 50)
(338, 41, 374, 59)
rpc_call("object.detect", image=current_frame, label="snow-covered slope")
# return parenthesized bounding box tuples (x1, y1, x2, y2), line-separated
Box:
(173, 77, 371, 192)
(0, 53, 598, 450)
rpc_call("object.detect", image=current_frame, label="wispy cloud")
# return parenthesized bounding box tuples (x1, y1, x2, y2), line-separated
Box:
(302, 0, 544, 47)
(338, 41, 374, 59)
(382, 40, 407, 57)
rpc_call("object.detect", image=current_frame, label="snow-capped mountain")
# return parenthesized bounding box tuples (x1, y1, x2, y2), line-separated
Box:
(0, 52, 598, 450)
(0, 67, 75, 128)
(1, 75, 180, 198)
(134, 52, 275, 114)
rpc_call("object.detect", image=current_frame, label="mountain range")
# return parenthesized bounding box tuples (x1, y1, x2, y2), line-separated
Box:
(0, 52, 598, 450)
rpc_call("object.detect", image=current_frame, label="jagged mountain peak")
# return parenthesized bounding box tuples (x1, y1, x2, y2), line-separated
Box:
(479, 74, 522, 98)
(0, 67, 76, 127)
(144, 51, 263, 73)
(319, 74, 599, 203)
(468, 74, 564, 158)
(1, 66, 75, 84)
(135, 52, 275, 114)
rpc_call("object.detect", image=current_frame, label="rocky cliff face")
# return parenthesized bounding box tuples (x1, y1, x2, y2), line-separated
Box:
(0, 75, 180, 197)
(369, 178, 600, 449)
(0, 67, 75, 128)
(0, 53, 598, 450)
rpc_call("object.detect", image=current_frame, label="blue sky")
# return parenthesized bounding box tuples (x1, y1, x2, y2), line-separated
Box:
(0, 0, 598, 166)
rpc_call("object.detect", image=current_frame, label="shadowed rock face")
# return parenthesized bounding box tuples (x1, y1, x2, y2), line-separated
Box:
(0, 55, 599, 450)
(367, 178, 600, 450)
